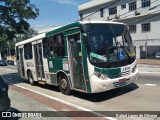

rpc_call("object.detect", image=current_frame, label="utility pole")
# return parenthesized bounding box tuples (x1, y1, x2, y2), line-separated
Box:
(145, 41, 147, 59)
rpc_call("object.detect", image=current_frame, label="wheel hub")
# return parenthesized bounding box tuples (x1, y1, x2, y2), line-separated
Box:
(60, 78, 68, 90)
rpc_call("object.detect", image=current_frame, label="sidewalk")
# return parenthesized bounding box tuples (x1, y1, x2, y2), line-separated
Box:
(137, 59, 160, 74)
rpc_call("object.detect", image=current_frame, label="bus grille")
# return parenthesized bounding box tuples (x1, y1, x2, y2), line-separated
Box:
(113, 78, 130, 87)
(121, 70, 131, 77)
(113, 81, 128, 87)
(109, 74, 121, 79)
(109, 70, 131, 79)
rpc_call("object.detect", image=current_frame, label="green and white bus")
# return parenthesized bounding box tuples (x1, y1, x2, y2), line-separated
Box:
(15, 21, 138, 95)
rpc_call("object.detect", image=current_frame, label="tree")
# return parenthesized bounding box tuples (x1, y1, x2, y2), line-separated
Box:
(15, 28, 38, 43)
(0, 0, 39, 59)
(0, 0, 39, 41)
(23, 28, 38, 39)
(0, 36, 9, 59)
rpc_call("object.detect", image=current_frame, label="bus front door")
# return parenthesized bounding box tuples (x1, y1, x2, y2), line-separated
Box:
(34, 43, 45, 81)
(68, 34, 86, 90)
(19, 48, 25, 77)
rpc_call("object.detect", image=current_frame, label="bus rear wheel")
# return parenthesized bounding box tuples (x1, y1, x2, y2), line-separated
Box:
(27, 71, 35, 86)
(58, 74, 71, 95)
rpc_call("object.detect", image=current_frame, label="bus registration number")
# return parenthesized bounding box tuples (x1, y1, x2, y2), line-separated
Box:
(119, 78, 127, 83)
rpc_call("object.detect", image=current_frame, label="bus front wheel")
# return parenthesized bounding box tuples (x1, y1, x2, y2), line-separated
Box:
(27, 71, 35, 86)
(58, 74, 71, 95)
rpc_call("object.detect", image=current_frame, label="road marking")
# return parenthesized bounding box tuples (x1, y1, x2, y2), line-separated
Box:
(137, 84, 158, 87)
(145, 84, 157, 86)
(0, 68, 17, 72)
(1, 75, 116, 120)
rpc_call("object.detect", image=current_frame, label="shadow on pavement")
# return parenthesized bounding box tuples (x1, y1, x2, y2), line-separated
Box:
(1, 73, 28, 85)
(2, 72, 139, 102)
(1, 72, 61, 92)
(38, 83, 139, 102)
(36, 83, 61, 93)
(72, 83, 139, 102)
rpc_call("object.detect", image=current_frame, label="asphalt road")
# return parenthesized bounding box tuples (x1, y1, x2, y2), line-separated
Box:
(137, 73, 160, 85)
(0, 66, 160, 120)
(0, 65, 17, 71)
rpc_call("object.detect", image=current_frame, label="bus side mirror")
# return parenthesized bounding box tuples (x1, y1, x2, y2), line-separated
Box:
(82, 33, 88, 45)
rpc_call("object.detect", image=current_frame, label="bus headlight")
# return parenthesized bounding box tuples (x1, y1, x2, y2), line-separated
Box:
(132, 65, 137, 73)
(94, 72, 108, 80)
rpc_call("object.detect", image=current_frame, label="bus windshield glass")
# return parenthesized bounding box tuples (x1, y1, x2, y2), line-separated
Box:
(83, 23, 136, 68)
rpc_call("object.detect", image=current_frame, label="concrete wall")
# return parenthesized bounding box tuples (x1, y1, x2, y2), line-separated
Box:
(79, 0, 160, 20)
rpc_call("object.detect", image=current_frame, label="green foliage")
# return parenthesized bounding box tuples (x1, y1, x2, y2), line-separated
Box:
(0, 35, 8, 51)
(23, 28, 38, 40)
(15, 28, 38, 43)
(0, 0, 39, 40)
(0, 0, 39, 56)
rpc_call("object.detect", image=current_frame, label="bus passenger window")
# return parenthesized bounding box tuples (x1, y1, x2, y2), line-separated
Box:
(43, 38, 50, 58)
(24, 43, 32, 60)
(49, 40, 54, 57)
(53, 34, 65, 57)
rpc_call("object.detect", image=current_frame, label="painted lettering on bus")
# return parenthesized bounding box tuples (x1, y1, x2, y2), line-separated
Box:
(122, 66, 130, 71)
(27, 62, 34, 67)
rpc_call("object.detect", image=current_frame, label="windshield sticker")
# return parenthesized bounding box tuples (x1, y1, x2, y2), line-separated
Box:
(49, 61, 53, 68)
(128, 53, 135, 57)
(90, 52, 107, 62)
(118, 52, 125, 60)
(62, 61, 69, 71)
(121, 66, 131, 73)
(79, 52, 82, 56)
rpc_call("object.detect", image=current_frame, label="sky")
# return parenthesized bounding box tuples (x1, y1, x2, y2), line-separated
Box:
(29, 0, 90, 31)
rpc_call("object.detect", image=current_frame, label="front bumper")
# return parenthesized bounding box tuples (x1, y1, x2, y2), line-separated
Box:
(90, 69, 138, 93)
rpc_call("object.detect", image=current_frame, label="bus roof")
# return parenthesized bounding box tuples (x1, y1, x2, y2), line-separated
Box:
(15, 22, 80, 46)
(15, 21, 125, 46)
(46, 21, 125, 36)
(80, 21, 126, 25)
(15, 33, 46, 46)
(46, 22, 80, 37)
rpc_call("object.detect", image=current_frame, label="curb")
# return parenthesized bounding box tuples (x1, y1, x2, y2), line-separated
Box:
(138, 71, 160, 75)
(0, 74, 116, 120)
(137, 64, 160, 75)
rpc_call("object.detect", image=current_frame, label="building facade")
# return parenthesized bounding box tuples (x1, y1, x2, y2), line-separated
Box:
(79, 0, 160, 59)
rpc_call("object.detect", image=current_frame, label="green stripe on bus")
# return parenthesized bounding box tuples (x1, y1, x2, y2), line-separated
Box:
(46, 22, 80, 37)
(48, 58, 63, 72)
(81, 34, 91, 93)
(64, 28, 80, 36)
(94, 67, 121, 79)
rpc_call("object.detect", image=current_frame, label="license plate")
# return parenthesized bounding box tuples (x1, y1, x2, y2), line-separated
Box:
(119, 78, 127, 83)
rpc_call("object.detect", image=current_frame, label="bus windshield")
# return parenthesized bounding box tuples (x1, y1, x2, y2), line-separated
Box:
(83, 23, 136, 68)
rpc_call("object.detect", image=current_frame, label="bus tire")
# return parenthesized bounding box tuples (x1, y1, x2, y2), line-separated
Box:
(58, 74, 71, 95)
(27, 71, 35, 86)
